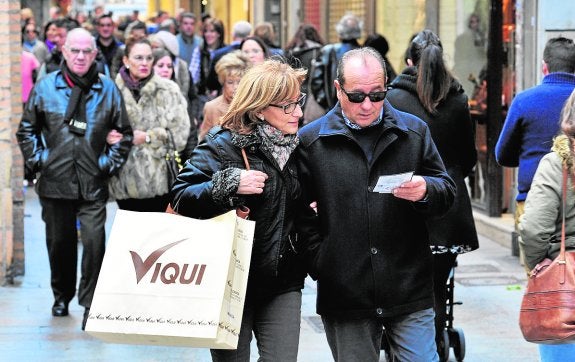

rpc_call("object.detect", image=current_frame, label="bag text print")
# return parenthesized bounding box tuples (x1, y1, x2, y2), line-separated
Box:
(129, 238, 206, 285)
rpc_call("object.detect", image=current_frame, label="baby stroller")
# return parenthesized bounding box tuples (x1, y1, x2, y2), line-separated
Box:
(437, 261, 466, 361)
(381, 262, 466, 362)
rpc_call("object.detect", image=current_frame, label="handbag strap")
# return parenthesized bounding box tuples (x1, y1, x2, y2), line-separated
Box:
(559, 166, 569, 283)
(241, 148, 250, 170)
(560, 167, 569, 257)
(166, 128, 177, 152)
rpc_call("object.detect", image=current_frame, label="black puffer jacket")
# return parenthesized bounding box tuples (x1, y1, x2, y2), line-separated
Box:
(170, 126, 307, 301)
(17, 70, 133, 201)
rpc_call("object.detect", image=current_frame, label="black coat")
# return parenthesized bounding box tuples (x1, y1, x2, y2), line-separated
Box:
(17, 70, 133, 201)
(170, 127, 307, 301)
(296, 101, 456, 318)
(387, 67, 479, 252)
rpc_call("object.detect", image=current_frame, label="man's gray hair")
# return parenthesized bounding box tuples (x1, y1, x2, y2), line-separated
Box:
(335, 13, 363, 41)
(337, 47, 387, 86)
(180, 12, 197, 21)
(233, 20, 252, 39)
(64, 27, 97, 49)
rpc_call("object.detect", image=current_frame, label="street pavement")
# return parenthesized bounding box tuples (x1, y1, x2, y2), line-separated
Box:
(0, 186, 539, 361)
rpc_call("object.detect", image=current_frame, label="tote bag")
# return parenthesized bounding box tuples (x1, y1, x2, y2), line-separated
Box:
(86, 210, 255, 349)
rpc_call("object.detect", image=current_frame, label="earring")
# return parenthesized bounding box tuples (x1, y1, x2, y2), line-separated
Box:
(125, 65, 130, 69)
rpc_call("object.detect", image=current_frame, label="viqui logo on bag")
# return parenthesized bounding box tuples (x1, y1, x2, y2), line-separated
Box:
(129, 239, 206, 285)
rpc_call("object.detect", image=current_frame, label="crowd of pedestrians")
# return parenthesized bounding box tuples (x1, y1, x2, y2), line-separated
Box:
(17, 4, 575, 362)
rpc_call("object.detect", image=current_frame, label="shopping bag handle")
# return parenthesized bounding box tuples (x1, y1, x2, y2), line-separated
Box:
(167, 148, 251, 218)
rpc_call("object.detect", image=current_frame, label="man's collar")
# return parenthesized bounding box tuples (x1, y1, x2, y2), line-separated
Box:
(318, 102, 408, 137)
(341, 108, 384, 130)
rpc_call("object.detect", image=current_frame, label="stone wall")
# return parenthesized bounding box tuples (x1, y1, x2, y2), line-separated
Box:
(0, 0, 25, 284)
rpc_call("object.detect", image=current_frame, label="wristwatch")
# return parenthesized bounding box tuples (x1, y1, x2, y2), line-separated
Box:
(145, 133, 151, 144)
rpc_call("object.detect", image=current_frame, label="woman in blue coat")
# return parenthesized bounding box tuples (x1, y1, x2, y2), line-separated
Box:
(386, 29, 479, 359)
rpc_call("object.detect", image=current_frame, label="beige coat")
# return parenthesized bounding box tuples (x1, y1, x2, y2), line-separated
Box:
(519, 135, 575, 270)
(109, 74, 190, 200)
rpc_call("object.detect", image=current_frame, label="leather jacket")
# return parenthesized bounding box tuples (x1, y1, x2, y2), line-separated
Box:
(17, 70, 133, 201)
(170, 126, 306, 300)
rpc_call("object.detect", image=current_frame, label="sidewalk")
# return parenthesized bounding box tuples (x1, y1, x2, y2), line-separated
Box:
(0, 186, 539, 361)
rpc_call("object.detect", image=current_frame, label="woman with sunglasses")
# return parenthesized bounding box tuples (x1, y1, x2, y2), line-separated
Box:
(170, 59, 308, 361)
(386, 29, 478, 360)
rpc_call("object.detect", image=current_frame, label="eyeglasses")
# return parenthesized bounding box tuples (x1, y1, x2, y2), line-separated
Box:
(340, 86, 387, 103)
(66, 47, 95, 55)
(131, 55, 154, 63)
(98, 23, 113, 27)
(269, 93, 307, 114)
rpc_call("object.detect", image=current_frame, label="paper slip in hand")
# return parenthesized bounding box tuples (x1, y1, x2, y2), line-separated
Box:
(372, 171, 414, 193)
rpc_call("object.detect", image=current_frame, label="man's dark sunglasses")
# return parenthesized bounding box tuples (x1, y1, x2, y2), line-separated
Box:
(340, 86, 387, 103)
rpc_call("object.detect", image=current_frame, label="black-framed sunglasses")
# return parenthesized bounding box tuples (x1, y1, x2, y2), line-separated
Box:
(269, 93, 307, 114)
(340, 86, 387, 103)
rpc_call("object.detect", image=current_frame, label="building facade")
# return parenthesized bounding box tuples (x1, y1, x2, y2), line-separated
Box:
(3, 0, 575, 280)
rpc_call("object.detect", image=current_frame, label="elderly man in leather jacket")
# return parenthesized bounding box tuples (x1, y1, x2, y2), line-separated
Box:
(17, 28, 133, 330)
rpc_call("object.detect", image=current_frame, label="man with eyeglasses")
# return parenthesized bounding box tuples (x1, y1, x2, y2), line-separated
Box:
(296, 47, 455, 361)
(38, 18, 110, 81)
(17, 27, 133, 331)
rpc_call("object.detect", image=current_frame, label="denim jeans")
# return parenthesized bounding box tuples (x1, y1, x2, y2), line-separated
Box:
(211, 290, 302, 362)
(322, 308, 439, 362)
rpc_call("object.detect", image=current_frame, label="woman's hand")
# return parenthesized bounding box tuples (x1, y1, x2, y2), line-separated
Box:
(133, 130, 148, 145)
(237, 170, 269, 195)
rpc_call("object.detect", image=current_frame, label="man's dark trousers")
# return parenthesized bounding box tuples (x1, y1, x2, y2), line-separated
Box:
(39, 197, 107, 308)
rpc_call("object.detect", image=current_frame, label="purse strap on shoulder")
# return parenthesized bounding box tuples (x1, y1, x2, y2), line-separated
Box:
(561, 166, 568, 258)
(241, 148, 250, 170)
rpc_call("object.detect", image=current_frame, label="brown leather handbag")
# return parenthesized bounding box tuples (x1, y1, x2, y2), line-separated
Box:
(519, 166, 575, 344)
(166, 148, 250, 219)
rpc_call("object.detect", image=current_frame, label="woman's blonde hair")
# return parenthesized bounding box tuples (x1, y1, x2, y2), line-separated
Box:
(561, 89, 575, 138)
(215, 50, 250, 85)
(560, 89, 575, 168)
(220, 59, 306, 134)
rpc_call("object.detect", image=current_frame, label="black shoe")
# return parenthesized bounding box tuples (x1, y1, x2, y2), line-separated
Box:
(81, 308, 90, 330)
(52, 301, 69, 317)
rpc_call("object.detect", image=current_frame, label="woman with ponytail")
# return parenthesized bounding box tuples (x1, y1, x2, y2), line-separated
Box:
(386, 29, 479, 361)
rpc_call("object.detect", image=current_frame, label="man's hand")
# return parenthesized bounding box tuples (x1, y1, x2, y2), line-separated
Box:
(237, 170, 269, 195)
(106, 129, 123, 145)
(393, 175, 427, 202)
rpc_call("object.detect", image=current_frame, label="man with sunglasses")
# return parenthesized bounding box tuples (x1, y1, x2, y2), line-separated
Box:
(17, 28, 133, 331)
(296, 47, 455, 361)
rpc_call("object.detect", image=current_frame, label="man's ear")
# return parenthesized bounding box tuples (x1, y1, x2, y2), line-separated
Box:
(541, 60, 549, 76)
(407, 58, 414, 67)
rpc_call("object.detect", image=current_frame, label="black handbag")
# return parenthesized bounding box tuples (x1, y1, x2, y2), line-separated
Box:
(165, 128, 182, 189)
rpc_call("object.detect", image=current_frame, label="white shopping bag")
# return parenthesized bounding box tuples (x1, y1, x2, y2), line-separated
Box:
(85, 210, 255, 349)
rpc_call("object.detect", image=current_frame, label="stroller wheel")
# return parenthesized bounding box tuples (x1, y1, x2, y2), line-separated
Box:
(437, 329, 450, 362)
(451, 327, 466, 361)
